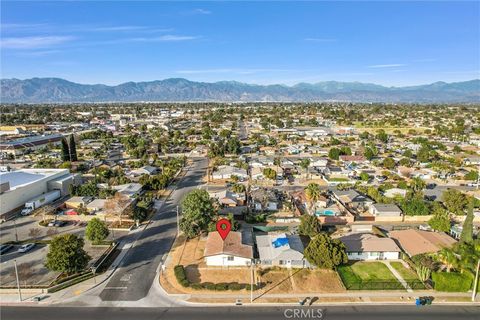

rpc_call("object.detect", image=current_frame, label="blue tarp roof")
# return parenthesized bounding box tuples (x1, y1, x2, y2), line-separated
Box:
(272, 237, 289, 248)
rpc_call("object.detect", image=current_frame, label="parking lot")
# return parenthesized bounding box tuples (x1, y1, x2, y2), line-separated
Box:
(0, 215, 127, 244)
(0, 214, 129, 288)
(0, 243, 109, 287)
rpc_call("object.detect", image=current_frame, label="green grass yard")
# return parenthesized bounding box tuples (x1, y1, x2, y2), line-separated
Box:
(337, 262, 403, 290)
(390, 262, 420, 280)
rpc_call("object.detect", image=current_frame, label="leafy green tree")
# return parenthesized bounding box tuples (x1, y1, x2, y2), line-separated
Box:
(85, 218, 110, 244)
(359, 172, 370, 182)
(340, 146, 352, 156)
(428, 203, 451, 232)
(442, 189, 467, 215)
(45, 234, 90, 274)
(417, 145, 433, 163)
(460, 198, 474, 243)
(403, 149, 413, 158)
(464, 170, 478, 181)
(382, 157, 396, 169)
(180, 190, 216, 238)
(298, 215, 321, 237)
(61, 138, 70, 162)
(304, 234, 348, 269)
(305, 183, 322, 202)
(328, 148, 341, 160)
(401, 195, 430, 216)
(226, 137, 241, 154)
(410, 177, 426, 194)
(262, 168, 277, 180)
(437, 248, 458, 273)
(376, 130, 389, 143)
(364, 147, 375, 160)
(232, 183, 246, 194)
(69, 134, 78, 162)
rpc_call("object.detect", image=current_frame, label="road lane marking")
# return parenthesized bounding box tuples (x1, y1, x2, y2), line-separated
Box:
(104, 287, 128, 290)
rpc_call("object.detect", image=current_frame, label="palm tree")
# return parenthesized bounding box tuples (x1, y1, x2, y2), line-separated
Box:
(437, 248, 458, 273)
(305, 183, 322, 202)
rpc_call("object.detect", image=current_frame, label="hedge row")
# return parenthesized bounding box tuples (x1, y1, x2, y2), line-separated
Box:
(174, 265, 259, 291)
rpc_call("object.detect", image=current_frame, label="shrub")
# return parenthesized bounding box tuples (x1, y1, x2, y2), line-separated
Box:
(228, 282, 245, 290)
(202, 282, 216, 290)
(174, 265, 190, 287)
(215, 283, 229, 291)
(432, 272, 473, 292)
(246, 284, 260, 291)
(190, 283, 203, 290)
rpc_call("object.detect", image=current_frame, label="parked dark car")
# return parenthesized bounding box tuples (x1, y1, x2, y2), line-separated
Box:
(0, 244, 13, 255)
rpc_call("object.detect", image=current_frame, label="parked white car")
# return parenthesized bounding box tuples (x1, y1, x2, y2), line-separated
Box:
(17, 243, 35, 253)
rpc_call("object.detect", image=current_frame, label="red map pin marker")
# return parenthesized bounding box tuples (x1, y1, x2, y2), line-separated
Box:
(216, 218, 231, 240)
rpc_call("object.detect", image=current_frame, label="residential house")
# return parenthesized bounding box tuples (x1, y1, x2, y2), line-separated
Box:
(204, 231, 253, 266)
(256, 233, 309, 268)
(389, 229, 457, 257)
(209, 189, 246, 207)
(339, 233, 401, 260)
(65, 196, 93, 209)
(250, 188, 279, 211)
(211, 165, 249, 181)
(384, 188, 407, 198)
(112, 183, 143, 198)
(369, 203, 403, 222)
(130, 165, 159, 177)
(332, 189, 374, 211)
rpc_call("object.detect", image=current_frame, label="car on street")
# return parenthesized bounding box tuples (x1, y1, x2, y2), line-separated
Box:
(18, 243, 35, 253)
(48, 220, 67, 227)
(0, 244, 13, 255)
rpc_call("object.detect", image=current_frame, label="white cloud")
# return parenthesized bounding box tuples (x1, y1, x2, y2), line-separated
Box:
(368, 64, 407, 68)
(175, 68, 291, 75)
(304, 38, 337, 42)
(0, 36, 74, 49)
(130, 35, 199, 42)
(190, 9, 212, 15)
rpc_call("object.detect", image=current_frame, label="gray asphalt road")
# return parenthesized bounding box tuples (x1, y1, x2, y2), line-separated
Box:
(1, 306, 479, 320)
(99, 157, 208, 301)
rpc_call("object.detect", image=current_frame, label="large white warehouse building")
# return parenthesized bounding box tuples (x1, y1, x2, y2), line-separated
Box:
(0, 168, 74, 219)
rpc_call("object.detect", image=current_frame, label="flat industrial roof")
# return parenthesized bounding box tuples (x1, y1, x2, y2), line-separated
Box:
(0, 169, 68, 190)
(0, 134, 63, 149)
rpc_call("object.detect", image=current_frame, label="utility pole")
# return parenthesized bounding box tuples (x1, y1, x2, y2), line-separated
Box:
(176, 205, 180, 234)
(250, 259, 254, 303)
(13, 218, 18, 242)
(472, 259, 480, 302)
(13, 260, 22, 302)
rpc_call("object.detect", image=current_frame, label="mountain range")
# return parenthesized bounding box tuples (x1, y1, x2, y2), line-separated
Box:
(1, 77, 479, 103)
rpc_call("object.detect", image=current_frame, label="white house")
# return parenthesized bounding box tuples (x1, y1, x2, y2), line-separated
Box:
(256, 233, 309, 268)
(204, 231, 253, 266)
(211, 165, 249, 181)
(339, 233, 401, 261)
(369, 203, 403, 217)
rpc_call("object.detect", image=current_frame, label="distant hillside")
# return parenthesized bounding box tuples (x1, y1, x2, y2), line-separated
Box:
(1, 77, 479, 103)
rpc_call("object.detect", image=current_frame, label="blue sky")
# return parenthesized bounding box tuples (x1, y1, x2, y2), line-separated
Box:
(1, 1, 479, 86)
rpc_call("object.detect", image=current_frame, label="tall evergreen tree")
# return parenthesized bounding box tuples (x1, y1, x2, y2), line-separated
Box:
(460, 197, 474, 244)
(69, 134, 78, 161)
(61, 138, 70, 162)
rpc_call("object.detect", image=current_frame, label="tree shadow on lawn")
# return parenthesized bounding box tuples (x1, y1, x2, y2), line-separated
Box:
(185, 264, 201, 283)
(254, 268, 303, 300)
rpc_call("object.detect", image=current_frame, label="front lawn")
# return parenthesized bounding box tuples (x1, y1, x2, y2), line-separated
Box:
(390, 262, 420, 280)
(432, 272, 474, 292)
(337, 262, 403, 290)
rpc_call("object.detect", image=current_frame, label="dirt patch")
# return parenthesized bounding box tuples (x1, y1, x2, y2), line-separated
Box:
(185, 266, 251, 284)
(291, 269, 345, 293)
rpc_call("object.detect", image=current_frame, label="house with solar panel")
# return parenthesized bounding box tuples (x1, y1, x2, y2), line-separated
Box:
(256, 233, 309, 268)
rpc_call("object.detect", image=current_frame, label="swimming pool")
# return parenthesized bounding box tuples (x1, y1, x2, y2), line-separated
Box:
(315, 210, 336, 216)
